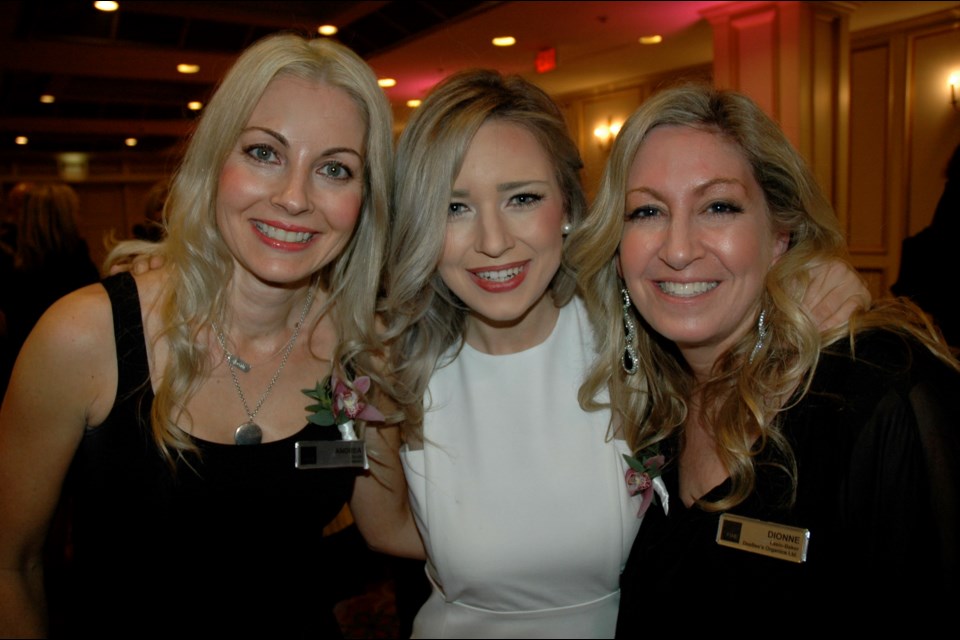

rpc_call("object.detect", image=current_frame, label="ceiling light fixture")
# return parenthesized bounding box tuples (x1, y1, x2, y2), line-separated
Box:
(407, 99, 422, 108)
(40, 94, 55, 104)
(639, 35, 663, 45)
(492, 36, 516, 47)
(177, 63, 200, 74)
(15, 136, 28, 145)
(125, 137, 138, 147)
(378, 78, 397, 88)
(94, 1, 119, 11)
(188, 101, 203, 111)
(318, 25, 338, 36)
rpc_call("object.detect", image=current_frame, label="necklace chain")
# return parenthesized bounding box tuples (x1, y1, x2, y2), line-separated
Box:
(213, 280, 319, 425)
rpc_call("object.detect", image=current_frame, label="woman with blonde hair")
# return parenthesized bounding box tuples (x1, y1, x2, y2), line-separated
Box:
(0, 33, 419, 637)
(569, 84, 960, 621)
(382, 69, 643, 637)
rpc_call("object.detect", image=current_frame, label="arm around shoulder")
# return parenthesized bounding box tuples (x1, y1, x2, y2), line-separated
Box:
(0, 283, 117, 636)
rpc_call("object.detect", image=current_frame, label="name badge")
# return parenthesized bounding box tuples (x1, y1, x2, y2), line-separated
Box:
(716, 513, 810, 563)
(295, 440, 368, 469)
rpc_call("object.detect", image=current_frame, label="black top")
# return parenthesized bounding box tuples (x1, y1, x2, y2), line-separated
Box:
(51, 273, 356, 638)
(616, 331, 960, 630)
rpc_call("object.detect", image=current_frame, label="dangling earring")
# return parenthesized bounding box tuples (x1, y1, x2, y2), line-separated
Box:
(561, 222, 573, 236)
(748, 309, 769, 364)
(621, 286, 639, 375)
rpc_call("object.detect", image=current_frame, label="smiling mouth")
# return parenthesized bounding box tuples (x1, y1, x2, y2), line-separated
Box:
(473, 264, 524, 282)
(657, 281, 718, 297)
(254, 221, 315, 243)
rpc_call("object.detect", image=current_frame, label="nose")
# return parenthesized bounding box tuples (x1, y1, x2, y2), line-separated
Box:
(659, 215, 701, 270)
(271, 169, 312, 215)
(475, 209, 515, 257)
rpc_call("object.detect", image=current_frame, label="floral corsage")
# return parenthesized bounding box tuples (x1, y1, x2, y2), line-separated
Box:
(623, 444, 669, 518)
(303, 372, 385, 441)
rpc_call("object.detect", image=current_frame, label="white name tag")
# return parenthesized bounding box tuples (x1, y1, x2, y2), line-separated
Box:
(295, 440, 368, 469)
(716, 513, 810, 563)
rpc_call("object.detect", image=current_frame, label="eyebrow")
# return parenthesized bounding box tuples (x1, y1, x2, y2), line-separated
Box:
(242, 126, 363, 160)
(451, 179, 550, 198)
(626, 178, 745, 199)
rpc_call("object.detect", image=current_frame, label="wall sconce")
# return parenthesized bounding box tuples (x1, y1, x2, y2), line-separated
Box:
(593, 119, 622, 151)
(951, 74, 960, 112)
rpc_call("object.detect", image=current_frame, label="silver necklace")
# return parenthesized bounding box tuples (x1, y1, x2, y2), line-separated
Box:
(214, 281, 319, 445)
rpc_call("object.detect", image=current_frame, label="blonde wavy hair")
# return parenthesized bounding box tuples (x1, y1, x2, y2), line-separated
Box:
(570, 83, 955, 510)
(146, 33, 393, 461)
(382, 69, 586, 438)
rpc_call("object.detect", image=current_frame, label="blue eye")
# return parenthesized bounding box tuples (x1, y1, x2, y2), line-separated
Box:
(448, 202, 469, 217)
(244, 144, 279, 163)
(320, 161, 352, 181)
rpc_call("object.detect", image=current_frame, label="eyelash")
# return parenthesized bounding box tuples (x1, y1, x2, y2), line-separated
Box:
(319, 161, 353, 181)
(626, 201, 744, 221)
(243, 144, 278, 164)
(706, 201, 743, 215)
(242, 145, 354, 181)
(510, 193, 544, 208)
(626, 206, 661, 221)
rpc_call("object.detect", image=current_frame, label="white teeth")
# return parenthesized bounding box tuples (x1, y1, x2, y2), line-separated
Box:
(254, 221, 314, 243)
(475, 266, 523, 282)
(657, 281, 718, 297)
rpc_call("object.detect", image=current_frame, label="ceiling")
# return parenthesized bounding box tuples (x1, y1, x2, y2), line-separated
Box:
(1, 1, 958, 160)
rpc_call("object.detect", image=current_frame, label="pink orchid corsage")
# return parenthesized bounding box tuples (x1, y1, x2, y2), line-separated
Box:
(303, 372, 385, 440)
(623, 446, 670, 518)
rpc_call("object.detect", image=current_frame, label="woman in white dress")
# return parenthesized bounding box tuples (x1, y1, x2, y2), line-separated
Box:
(383, 70, 641, 638)
(382, 71, 867, 638)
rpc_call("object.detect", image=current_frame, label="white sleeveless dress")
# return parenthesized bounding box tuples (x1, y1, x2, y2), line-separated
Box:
(401, 298, 642, 638)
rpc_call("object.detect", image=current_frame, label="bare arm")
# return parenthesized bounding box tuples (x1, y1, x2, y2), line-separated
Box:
(0, 286, 116, 637)
(349, 422, 425, 560)
(802, 260, 871, 331)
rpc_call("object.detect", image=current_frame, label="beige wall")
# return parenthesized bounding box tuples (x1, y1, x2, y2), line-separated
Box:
(849, 11, 960, 295)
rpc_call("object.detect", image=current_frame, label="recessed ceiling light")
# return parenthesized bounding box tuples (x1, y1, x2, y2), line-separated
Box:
(15, 136, 28, 145)
(492, 36, 516, 47)
(125, 137, 138, 147)
(318, 25, 338, 36)
(94, 1, 119, 12)
(639, 35, 663, 45)
(188, 101, 203, 111)
(40, 94, 55, 104)
(177, 63, 200, 74)
(378, 78, 397, 88)
(407, 99, 422, 108)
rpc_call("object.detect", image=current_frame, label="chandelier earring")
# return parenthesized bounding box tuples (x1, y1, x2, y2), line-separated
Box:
(748, 309, 769, 364)
(621, 286, 639, 375)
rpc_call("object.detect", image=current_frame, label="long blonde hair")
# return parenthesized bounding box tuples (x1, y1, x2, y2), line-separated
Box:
(382, 69, 586, 438)
(152, 33, 393, 461)
(570, 83, 956, 509)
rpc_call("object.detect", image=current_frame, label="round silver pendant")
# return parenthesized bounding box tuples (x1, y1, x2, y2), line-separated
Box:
(234, 421, 262, 445)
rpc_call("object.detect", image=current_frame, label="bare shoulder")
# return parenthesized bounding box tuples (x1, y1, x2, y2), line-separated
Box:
(13, 281, 118, 427)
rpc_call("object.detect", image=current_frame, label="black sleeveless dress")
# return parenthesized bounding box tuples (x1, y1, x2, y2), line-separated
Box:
(51, 273, 356, 638)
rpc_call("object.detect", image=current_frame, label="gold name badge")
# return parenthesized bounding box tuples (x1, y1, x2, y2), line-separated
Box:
(716, 513, 810, 563)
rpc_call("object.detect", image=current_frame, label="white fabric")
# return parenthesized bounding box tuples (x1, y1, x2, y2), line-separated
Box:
(401, 298, 642, 638)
